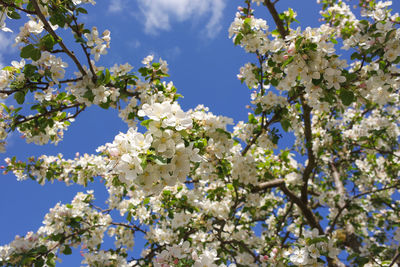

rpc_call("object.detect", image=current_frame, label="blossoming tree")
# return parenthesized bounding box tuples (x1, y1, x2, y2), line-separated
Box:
(0, 0, 400, 266)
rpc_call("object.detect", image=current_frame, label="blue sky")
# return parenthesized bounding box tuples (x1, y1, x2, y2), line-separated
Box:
(1, 0, 399, 265)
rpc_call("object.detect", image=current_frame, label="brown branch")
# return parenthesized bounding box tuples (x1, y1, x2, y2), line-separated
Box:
(0, 89, 18, 95)
(330, 161, 346, 197)
(59, 77, 83, 83)
(250, 178, 327, 247)
(0, 0, 36, 14)
(279, 183, 324, 235)
(264, 0, 288, 38)
(328, 182, 400, 234)
(389, 248, 400, 267)
(278, 202, 294, 246)
(63, 104, 86, 121)
(241, 113, 279, 156)
(278, 185, 337, 266)
(13, 103, 83, 126)
(300, 96, 316, 203)
(110, 222, 147, 234)
(69, 16, 97, 79)
(219, 239, 260, 264)
(252, 178, 285, 192)
(30, 0, 87, 76)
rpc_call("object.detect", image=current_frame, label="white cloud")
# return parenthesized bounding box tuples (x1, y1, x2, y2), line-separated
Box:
(165, 46, 181, 60)
(108, 0, 124, 13)
(0, 32, 12, 51)
(128, 40, 141, 49)
(136, 0, 226, 38)
(0, 32, 13, 68)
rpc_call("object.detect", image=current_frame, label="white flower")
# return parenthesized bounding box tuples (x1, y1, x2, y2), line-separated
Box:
(11, 59, 25, 69)
(138, 102, 172, 121)
(285, 172, 302, 186)
(194, 249, 218, 267)
(131, 132, 153, 151)
(0, 10, 12, 32)
(26, 20, 43, 34)
(308, 244, 320, 259)
(290, 247, 309, 265)
(91, 43, 107, 61)
(142, 55, 154, 66)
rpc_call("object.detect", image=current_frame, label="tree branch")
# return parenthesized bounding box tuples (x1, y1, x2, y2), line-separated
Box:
(300, 96, 316, 203)
(389, 248, 400, 267)
(69, 15, 97, 79)
(12, 103, 84, 127)
(241, 113, 279, 156)
(264, 0, 288, 38)
(328, 182, 400, 234)
(279, 183, 324, 235)
(30, 0, 87, 76)
(330, 161, 346, 197)
(0, 0, 36, 14)
(251, 178, 285, 192)
(110, 222, 147, 234)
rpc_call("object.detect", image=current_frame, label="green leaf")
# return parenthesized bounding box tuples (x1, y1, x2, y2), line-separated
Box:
(151, 155, 167, 165)
(295, 37, 304, 49)
(49, 11, 66, 28)
(99, 102, 110, 109)
(312, 78, 322, 86)
(63, 246, 72, 255)
(234, 33, 243, 45)
(75, 36, 86, 43)
(248, 113, 258, 124)
(31, 49, 41, 61)
(216, 128, 231, 138)
(350, 52, 361, 60)
(14, 91, 25, 104)
(2, 66, 14, 72)
(138, 67, 148, 77)
(23, 64, 38, 77)
(346, 72, 358, 82)
(8, 11, 21, 19)
(271, 78, 279, 87)
(46, 258, 56, 267)
(152, 62, 161, 69)
(227, 183, 234, 191)
(140, 119, 152, 127)
(104, 68, 111, 84)
(126, 211, 132, 221)
(20, 44, 41, 61)
(34, 246, 47, 254)
(83, 89, 94, 101)
(20, 44, 35, 59)
(34, 258, 45, 267)
(271, 29, 280, 36)
(282, 56, 294, 67)
(0, 103, 10, 113)
(76, 7, 88, 14)
(254, 104, 263, 115)
(41, 34, 56, 51)
(340, 89, 355, 106)
(280, 119, 291, 132)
